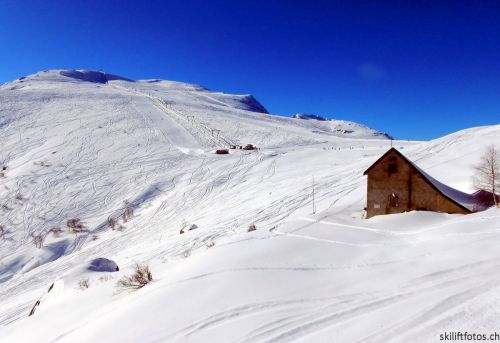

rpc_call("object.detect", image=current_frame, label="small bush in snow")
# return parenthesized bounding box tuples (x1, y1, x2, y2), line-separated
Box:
(15, 193, 23, 201)
(122, 208, 134, 223)
(248, 224, 257, 232)
(31, 233, 45, 249)
(0, 225, 4, 241)
(107, 217, 117, 230)
(67, 218, 83, 229)
(78, 279, 90, 290)
(117, 263, 152, 290)
(108, 217, 125, 231)
(67, 218, 86, 234)
(49, 226, 63, 237)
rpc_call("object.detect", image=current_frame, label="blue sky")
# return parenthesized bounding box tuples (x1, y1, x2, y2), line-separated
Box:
(1, 0, 499, 140)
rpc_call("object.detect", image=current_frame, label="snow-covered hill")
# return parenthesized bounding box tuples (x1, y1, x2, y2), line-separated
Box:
(292, 113, 393, 139)
(0, 70, 499, 343)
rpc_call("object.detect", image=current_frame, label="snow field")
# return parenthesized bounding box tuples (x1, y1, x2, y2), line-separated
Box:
(0, 70, 499, 342)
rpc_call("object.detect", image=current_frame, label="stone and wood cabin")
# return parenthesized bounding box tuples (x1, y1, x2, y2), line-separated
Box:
(363, 148, 496, 218)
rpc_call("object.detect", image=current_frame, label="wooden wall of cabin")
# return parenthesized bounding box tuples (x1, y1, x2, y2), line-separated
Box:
(409, 172, 437, 211)
(410, 173, 469, 214)
(366, 150, 411, 218)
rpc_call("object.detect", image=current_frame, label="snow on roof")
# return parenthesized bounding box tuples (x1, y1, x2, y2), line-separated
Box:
(408, 161, 478, 211)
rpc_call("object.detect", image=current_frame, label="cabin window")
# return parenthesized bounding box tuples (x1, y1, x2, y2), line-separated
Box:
(389, 193, 399, 207)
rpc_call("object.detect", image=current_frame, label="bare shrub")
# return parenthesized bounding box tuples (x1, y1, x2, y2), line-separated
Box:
(15, 193, 23, 201)
(67, 218, 86, 234)
(122, 208, 134, 223)
(108, 217, 125, 231)
(473, 145, 500, 207)
(67, 218, 83, 229)
(248, 223, 257, 232)
(117, 263, 153, 290)
(0, 225, 4, 241)
(31, 233, 45, 249)
(78, 279, 90, 290)
(107, 217, 117, 230)
(49, 226, 63, 238)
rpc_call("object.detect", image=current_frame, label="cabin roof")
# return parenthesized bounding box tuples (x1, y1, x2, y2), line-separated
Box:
(363, 148, 485, 212)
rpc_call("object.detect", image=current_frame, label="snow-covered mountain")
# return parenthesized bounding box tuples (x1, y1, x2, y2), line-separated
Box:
(0, 69, 499, 343)
(292, 113, 393, 139)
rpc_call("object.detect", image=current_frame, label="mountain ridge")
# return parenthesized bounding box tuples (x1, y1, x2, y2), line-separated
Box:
(3, 69, 390, 138)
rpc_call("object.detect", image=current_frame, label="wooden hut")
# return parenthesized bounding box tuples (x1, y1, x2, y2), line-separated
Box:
(363, 148, 495, 218)
(243, 144, 256, 150)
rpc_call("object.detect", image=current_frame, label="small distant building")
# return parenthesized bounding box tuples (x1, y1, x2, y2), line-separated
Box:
(363, 148, 496, 218)
(243, 144, 256, 150)
(215, 149, 229, 155)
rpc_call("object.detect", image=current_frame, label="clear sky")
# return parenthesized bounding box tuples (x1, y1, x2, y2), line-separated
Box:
(1, 0, 499, 140)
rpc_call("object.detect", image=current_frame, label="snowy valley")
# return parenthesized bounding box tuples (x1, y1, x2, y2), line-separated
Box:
(0, 70, 499, 342)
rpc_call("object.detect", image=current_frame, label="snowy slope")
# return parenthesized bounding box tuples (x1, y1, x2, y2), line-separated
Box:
(292, 113, 393, 139)
(0, 70, 499, 343)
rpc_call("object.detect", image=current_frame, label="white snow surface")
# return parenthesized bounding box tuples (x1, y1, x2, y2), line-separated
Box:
(0, 69, 500, 342)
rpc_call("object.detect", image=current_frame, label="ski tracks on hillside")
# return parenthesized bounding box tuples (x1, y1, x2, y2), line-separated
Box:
(167, 247, 500, 343)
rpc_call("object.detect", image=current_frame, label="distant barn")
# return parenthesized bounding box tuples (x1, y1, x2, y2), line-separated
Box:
(243, 144, 257, 150)
(363, 148, 496, 218)
(215, 149, 229, 155)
